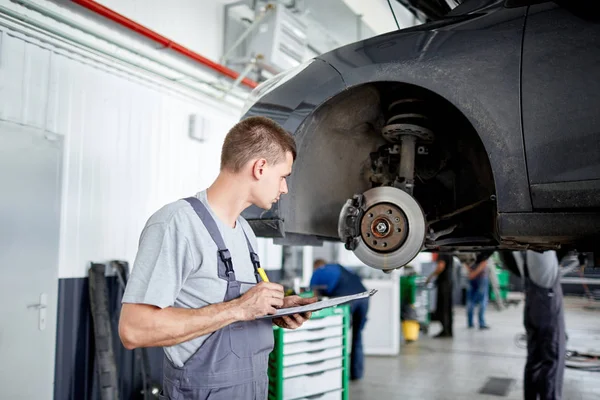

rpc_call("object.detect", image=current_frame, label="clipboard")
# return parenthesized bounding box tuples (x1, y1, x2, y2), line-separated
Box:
(256, 289, 378, 319)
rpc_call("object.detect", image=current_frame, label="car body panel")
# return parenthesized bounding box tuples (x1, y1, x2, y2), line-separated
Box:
(521, 3, 600, 208)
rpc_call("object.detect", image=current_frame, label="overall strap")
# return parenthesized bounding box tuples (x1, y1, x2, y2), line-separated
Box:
(184, 197, 235, 279)
(240, 223, 262, 283)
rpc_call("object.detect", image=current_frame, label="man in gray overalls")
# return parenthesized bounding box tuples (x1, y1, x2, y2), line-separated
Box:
(515, 250, 566, 400)
(119, 116, 316, 399)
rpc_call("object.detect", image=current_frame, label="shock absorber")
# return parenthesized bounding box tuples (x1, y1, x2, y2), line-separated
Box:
(381, 99, 434, 196)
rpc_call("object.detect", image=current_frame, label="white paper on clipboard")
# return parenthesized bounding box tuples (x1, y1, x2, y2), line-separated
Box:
(255, 289, 378, 319)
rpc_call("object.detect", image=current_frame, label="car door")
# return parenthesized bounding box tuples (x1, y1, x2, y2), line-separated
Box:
(521, 2, 600, 209)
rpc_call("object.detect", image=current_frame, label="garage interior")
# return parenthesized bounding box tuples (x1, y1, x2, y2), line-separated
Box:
(1, 0, 599, 399)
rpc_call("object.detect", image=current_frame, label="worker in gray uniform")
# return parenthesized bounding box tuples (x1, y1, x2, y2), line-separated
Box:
(514, 250, 565, 400)
(118, 116, 316, 400)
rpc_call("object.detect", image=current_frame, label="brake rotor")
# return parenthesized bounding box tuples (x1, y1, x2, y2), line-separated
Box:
(352, 187, 426, 271)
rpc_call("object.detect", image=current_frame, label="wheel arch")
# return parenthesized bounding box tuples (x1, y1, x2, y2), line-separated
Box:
(284, 79, 510, 241)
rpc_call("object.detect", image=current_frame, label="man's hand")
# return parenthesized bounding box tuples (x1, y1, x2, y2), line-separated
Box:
(233, 282, 285, 321)
(273, 295, 318, 330)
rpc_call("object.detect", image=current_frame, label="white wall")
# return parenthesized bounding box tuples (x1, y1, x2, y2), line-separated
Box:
(1, 1, 289, 278)
(0, 25, 239, 278)
(96, 0, 228, 62)
(53, 58, 236, 279)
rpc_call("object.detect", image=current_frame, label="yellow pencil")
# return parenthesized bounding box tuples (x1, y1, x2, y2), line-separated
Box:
(257, 267, 270, 282)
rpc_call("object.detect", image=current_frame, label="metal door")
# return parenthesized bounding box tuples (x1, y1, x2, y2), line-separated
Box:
(0, 123, 62, 399)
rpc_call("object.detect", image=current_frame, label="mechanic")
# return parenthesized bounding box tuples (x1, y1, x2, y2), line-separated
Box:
(466, 251, 493, 330)
(514, 250, 565, 400)
(426, 253, 454, 338)
(118, 116, 317, 400)
(310, 259, 369, 380)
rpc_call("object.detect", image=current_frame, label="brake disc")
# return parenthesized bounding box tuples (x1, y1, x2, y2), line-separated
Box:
(345, 186, 426, 271)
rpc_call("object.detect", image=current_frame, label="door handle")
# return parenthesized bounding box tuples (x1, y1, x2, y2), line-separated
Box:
(27, 304, 47, 310)
(27, 293, 47, 331)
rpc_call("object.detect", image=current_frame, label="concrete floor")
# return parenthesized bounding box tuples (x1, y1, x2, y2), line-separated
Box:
(349, 296, 600, 400)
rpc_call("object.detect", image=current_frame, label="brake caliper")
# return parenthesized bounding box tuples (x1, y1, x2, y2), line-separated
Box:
(337, 193, 365, 251)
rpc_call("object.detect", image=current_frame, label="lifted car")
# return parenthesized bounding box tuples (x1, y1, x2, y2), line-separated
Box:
(241, 0, 600, 271)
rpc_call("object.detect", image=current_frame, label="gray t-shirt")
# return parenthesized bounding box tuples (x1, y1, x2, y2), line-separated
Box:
(513, 250, 559, 289)
(122, 190, 259, 367)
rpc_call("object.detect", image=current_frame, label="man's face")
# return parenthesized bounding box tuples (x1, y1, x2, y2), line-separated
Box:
(254, 151, 293, 210)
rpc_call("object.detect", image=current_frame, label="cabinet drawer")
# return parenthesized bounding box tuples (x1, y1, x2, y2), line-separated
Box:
(283, 346, 343, 367)
(283, 336, 343, 356)
(295, 315, 343, 331)
(283, 357, 342, 379)
(283, 368, 342, 400)
(283, 325, 343, 344)
(293, 389, 343, 400)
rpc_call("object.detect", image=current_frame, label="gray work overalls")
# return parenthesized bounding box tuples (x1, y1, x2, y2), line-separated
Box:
(523, 254, 566, 400)
(160, 197, 274, 400)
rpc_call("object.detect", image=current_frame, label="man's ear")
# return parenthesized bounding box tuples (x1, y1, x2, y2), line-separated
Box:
(252, 158, 268, 179)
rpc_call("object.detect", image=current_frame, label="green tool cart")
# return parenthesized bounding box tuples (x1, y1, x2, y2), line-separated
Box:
(268, 305, 350, 400)
(400, 274, 417, 305)
(489, 268, 510, 302)
(489, 252, 510, 303)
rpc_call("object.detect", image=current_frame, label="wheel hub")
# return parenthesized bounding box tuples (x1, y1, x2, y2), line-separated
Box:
(360, 203, 408, 252)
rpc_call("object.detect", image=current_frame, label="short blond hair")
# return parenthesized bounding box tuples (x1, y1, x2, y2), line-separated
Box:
(220, 116, 296, 172)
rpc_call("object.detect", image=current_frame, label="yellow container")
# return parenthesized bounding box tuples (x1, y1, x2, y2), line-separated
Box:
(402, 320, 420, 342)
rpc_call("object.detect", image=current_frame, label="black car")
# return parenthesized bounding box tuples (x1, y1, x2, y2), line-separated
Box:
(241, 0, 600, 271)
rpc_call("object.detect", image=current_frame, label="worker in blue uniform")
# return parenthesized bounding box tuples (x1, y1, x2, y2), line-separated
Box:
(310, 259, 369, 380)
